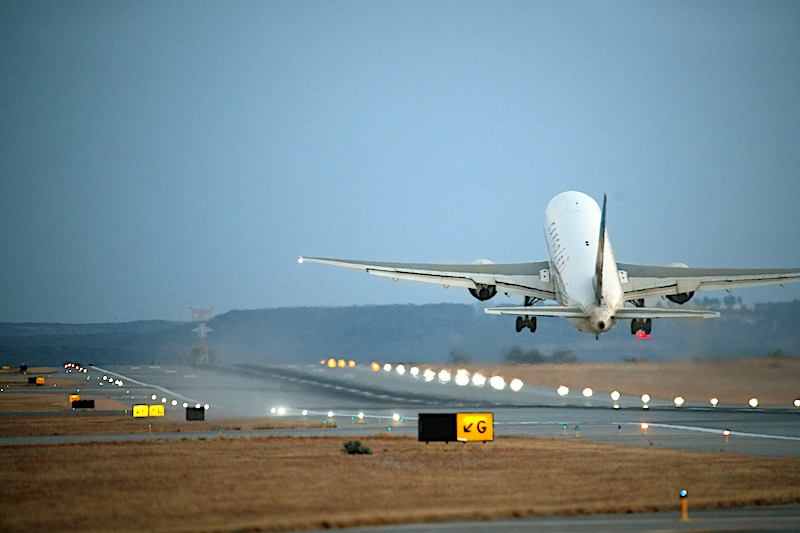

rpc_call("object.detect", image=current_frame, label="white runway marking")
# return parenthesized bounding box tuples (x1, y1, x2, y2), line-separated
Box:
(495, 421, 566, 426)
(623, 422, 800, 441)
(90, 365, 203, 406)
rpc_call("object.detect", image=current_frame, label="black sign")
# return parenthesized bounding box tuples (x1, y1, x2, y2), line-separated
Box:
(186, 406, 205, 421)
(72, 400, 95, 409)
(20, 365, 28, 373)
(418, 413, 457, 443)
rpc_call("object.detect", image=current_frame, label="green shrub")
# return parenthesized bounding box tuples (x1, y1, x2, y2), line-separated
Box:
(342, 440, 372, 455)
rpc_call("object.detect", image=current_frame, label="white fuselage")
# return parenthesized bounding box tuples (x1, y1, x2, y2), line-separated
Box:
(544, 191, 624, 334)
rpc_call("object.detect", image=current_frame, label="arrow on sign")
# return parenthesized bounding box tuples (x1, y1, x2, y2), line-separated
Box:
(462, 421, 487, 434)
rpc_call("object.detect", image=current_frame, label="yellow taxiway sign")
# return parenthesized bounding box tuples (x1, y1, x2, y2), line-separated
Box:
(456, 412, 494, 442)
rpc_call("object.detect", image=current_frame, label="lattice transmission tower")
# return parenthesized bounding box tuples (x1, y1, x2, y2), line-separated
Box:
(189, 307, 214, 364)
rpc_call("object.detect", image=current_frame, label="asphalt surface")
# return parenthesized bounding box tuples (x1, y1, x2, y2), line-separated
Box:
(4, 363, 799, 459)
(115, 363, 800, 457)
(314, 504, 800, 533)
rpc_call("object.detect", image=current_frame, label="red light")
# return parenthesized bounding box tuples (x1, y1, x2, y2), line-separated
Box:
(636, 330, 650, 339)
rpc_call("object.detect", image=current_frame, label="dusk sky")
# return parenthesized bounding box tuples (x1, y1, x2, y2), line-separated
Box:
(2, 2, 799, 323)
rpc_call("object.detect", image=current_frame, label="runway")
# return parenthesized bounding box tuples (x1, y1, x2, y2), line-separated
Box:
(144, 362, 800, 459)
(14, 362, 798, 459)
(313, 504, 800, 533)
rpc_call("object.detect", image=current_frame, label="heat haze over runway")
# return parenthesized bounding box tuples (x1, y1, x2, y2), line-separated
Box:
(26, 362, 798, 459)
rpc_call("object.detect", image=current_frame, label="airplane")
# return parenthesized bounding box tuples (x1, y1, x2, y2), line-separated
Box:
(299, 191, 800, 338)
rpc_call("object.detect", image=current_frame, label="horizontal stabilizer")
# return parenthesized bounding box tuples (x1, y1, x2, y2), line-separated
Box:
(485, 306, 720, 319)
(484, 306, 587, 318)
(614, 307, 719, 319)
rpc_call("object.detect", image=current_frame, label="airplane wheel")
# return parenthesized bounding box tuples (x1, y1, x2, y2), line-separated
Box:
(631, 319, 639, 335)
(516, 316, 524, 333)
(644, 318, 652, 335)
(528, 317, 537, 333)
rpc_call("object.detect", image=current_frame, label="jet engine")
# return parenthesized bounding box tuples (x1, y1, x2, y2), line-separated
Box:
(468, 259, 497, 301)
(664, 262, 695, 304)
(469, 284, 497, 301)
(666, 292, 694, 304)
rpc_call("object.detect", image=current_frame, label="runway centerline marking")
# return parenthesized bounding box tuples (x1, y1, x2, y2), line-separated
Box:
(90, 365, 203, 406)
(622, 422, 800, 441)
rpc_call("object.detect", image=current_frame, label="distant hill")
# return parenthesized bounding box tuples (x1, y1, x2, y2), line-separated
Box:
(0, 320, 194, 367)
(0, 320, 182, 337)
(1, 301, 798, 367)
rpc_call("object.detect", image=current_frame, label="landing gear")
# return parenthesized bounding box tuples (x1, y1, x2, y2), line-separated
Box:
(631, 318, 652, 335)
(516, 296, 540, 333)
(516, 316, 536, 333)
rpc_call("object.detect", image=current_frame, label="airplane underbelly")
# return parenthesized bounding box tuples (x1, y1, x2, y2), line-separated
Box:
(568, 316, 619, 334)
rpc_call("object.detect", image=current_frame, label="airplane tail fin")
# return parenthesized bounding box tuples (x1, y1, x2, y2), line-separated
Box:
(594, 194, 607, 305)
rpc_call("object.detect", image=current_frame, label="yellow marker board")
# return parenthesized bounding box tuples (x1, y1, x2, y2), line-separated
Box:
(456, 412, 494, 442)
(35, 377, 45, 385)
(148, 404, 165, 417)
(132, 404, 149, 418)
(2, 365, 10, 370)
(69, 394, 81, 403)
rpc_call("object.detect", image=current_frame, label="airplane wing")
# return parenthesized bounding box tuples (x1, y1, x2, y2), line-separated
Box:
(484, 306, 586, 318)
(299, 257, 556, 300)
(617, 263, 800, 300)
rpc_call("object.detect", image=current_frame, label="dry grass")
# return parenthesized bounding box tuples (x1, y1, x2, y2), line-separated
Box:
(0, 367, 77, 398)
(0, 367, 56, 376)
(0, 413, 330, 438)
(429, 359, 800, 405)
(0, 393, 72, 413)
(0, 390, 130, 415)
(0, 391, 329, 437)
(1, 436, 799, 532)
